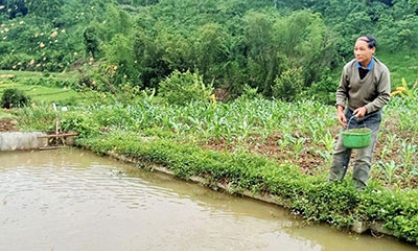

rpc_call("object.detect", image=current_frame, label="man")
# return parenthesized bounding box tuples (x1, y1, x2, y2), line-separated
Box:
(328, 35, 391, 190)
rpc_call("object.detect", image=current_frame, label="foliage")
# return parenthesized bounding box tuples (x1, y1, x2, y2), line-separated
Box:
(391, 77, 417, 98)
(1, 0, 418, 98)
(83, 26, 100, 59)
(238, 84, 262, 100)
(14, 102, 56, 131)
(0, 88, 30, 108)
(292, 181, 359, 227)
(272, 67, 304, 102)
(356, 188, 418, 243)
(158, 70, 213, 106)
(302, 67, 338, 105)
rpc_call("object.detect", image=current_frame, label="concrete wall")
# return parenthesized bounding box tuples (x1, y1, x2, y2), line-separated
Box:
(0, 132, 47, 151)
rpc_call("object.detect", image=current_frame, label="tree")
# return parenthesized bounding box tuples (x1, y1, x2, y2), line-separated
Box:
(242, 10, 331, 97)
(5, 0, 28, 19)
(133, 26, 172, 90)
(25, 0, 64, 21)
(101, 33, 140, 87)
(83, 26, 99, 59)
(273, 67, 304, 102)
(242, 11, 278, 96)
(191, 23, 229, 81)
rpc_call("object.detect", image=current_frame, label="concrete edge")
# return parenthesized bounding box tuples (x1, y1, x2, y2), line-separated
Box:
(105, 150, 404, 241)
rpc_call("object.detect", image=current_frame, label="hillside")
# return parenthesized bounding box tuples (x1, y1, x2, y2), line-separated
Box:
(0, 0, 417, 100)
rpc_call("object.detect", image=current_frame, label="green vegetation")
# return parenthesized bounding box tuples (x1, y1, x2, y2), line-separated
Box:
(13, 90, 418, 244)
(0, 109, 12, 118)
(0, 83, 80, 104)
(1, 0, 418, 100)
(0, 88, 30, 108)
(2, 0, 418, 246)
(344, 128, 372, 134)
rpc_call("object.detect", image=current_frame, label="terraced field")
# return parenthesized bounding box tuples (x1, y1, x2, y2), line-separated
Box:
(0, 70, 85, 105)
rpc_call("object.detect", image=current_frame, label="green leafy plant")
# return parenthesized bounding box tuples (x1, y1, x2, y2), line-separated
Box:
(377, 160, 402, 185)
(390, 78, 416, 98)
(158, 70, 213, 106)
(272, 67, 304, 102)
(1, 88, 31, 109)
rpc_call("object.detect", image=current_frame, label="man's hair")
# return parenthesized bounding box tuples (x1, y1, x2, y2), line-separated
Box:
(357, 35, 377, 49)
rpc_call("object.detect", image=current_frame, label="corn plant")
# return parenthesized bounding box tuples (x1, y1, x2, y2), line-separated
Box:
(379, 145, 391, 160)
(316, 130, 335, 161)
(399, 139, 417, 170)
(277, 133, 293, 154)
(292, 137, 308, 159)
(385, 133, 400, 149)
(377, 160, 402, 185)
(316, 149, 332, 163)
(319, 130, 335, 152)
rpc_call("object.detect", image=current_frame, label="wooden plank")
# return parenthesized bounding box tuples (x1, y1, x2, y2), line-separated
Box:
(37, 133, 78, 138)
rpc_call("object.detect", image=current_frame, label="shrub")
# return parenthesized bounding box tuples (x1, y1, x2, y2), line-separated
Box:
(302, 67, 337, 105)
(1, 88, 31, 109)
(158, 70, 213, 105)
(272, 67, 304, 102)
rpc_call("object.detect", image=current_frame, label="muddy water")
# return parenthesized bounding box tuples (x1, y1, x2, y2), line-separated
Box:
(0, 149, 415, 251)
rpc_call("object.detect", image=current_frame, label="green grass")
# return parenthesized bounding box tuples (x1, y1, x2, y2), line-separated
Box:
(377, 48, 418, 88)
(0, 70, 86, 106)
(0, 82, 83, 104)
(0, 110, 14, 119)
(0, 70, 79, 81)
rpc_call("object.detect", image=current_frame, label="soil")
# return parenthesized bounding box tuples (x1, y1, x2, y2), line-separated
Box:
(201, 133, 330, 178)
(204, 121, 418, 188)
(0, 117, 18, 132)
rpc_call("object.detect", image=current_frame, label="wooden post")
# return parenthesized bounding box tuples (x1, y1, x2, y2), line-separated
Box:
(52, 103, 60, 134)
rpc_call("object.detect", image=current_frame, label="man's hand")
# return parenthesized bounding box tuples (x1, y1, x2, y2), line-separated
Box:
(337, 110, 347, 127)
(353, 106, 367, 118)
(336, 105, 347, 127)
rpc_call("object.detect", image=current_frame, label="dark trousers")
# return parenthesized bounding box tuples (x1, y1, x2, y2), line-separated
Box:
(328, 109, 382, 190)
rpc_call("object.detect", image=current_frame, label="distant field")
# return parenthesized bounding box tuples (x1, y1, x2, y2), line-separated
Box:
(378, 48, 418, 87)
(0, 82, 82, 104)
(0, 70, 79, 80)
(0, 70, 86, 105)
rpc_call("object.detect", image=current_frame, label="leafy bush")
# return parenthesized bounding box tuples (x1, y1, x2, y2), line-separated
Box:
(303, 68, 338, 105)
(158, 70, 213, 105)
(77, 70, 114, 93)
(22, 77, 78, 89)
(272, 67, 304, 102)
(238, 84, 263, 100)
(1, 88, 31, 109)
(0, 53, 33, 71)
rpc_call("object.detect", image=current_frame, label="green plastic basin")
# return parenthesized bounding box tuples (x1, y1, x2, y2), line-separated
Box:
(342, 128, 372, 149)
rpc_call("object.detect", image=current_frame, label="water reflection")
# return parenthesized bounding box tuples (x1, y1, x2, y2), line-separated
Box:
(0, 149, 415, 251)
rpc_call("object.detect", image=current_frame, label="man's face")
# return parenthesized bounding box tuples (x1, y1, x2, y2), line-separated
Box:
(354, 38, 375, 67)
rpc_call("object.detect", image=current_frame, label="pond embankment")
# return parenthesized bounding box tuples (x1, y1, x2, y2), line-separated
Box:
(0, 117, 77, 151)
(105, 150, 394, 237)
(0, 132, 47, 151)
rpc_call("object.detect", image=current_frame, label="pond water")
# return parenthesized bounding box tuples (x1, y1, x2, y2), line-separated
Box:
(0, 148, 416, 251)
